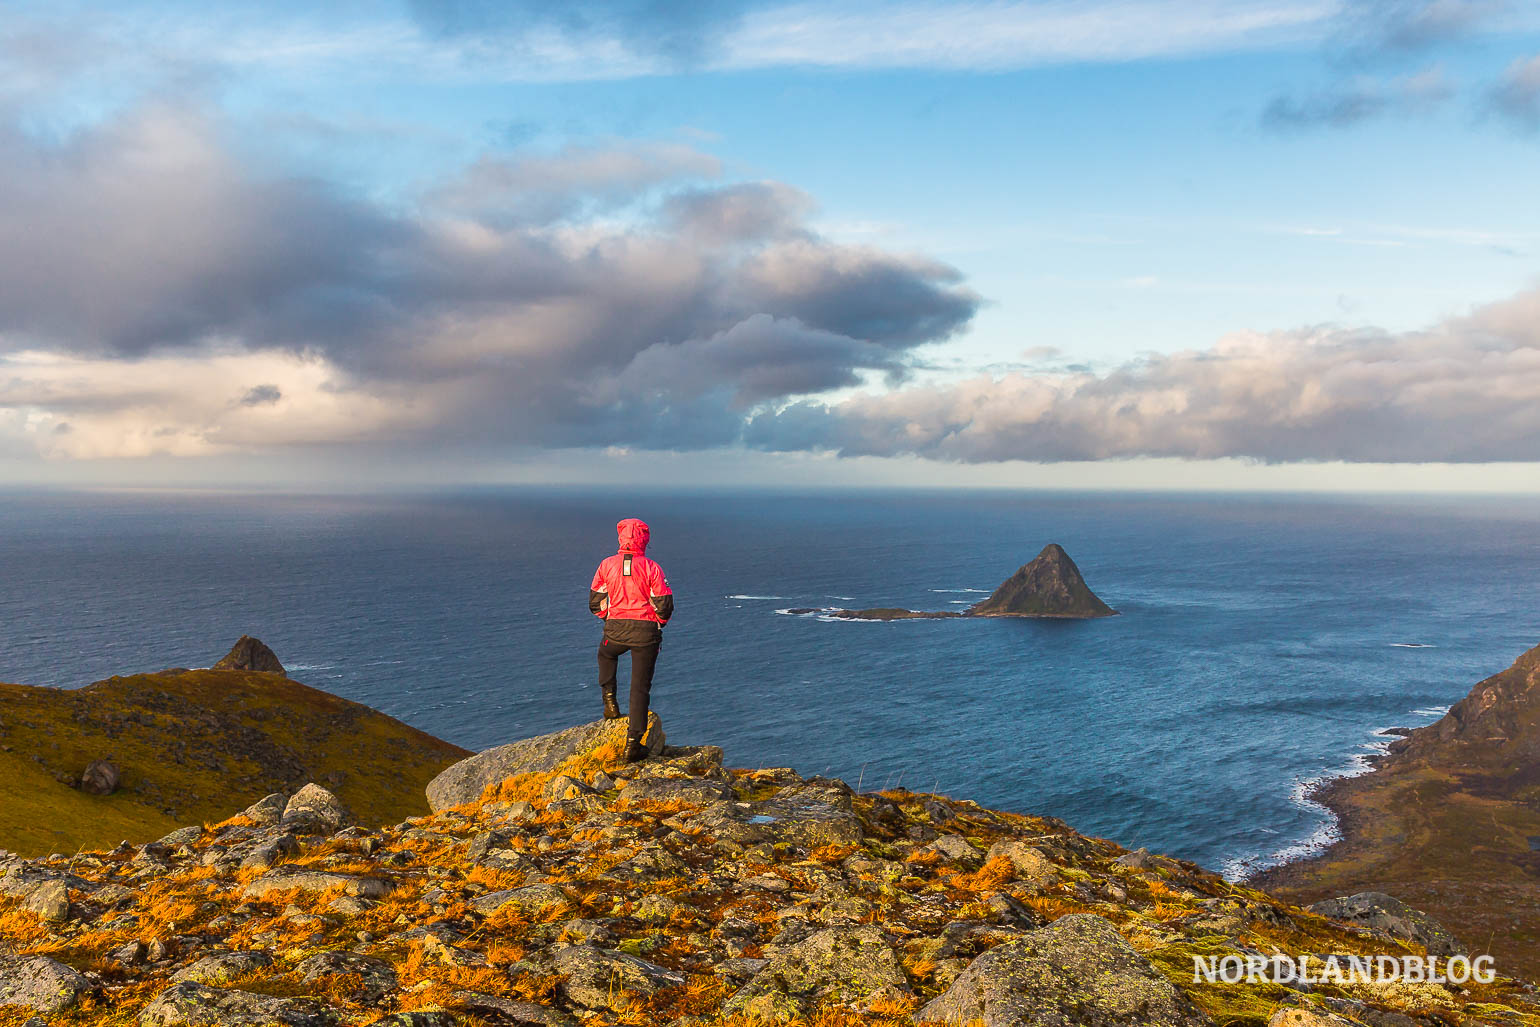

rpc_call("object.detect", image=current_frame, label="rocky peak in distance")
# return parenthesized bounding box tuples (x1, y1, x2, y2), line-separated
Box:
(212, 635, 287, 675)
(968, 543, 1117, 618)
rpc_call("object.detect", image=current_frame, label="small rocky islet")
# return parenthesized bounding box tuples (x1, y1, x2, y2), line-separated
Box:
(3, 641, 1539, 1026)
(787, 544, 1118, 622)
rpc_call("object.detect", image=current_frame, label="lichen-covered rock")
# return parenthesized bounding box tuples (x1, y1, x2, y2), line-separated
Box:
(240, 866, 390, 901)
(471, 883, 574, 918)
(450, 991, 577, 1025)
(295, 951, 398, 1002)
(426, 715, 664, 810)
(754, 778, 865, 848)
(933, 833, 984, 865)
(282, 783, 352, 834)
(988, 839, 1057, 885)
(139, 981, 338, 1026)
(1267, 1008, 1363, 1027)
(238, 793, 288, 826)
(726, 925, 909, 1020)
(23, 878, 69, 922)
(0, 953, 95, 1014)
(918, 914, 1211, 1027)
(542, 944, 686, 1012)
(1307, 892, 1465, 957)
(170, 951, 274, 986)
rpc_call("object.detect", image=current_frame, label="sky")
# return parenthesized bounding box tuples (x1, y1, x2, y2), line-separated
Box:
(1, 0, 1538, 490)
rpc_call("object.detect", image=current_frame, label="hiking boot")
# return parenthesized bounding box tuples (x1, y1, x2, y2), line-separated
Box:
(625, 734, 649, 763)
(602, 686, 621, 720)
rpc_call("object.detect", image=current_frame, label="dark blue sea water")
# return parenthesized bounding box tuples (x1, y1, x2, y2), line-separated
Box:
(2, 488, 1538, 877)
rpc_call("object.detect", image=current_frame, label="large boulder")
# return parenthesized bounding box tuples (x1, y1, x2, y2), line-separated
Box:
(171, 952, 275, 986)
(542, 944, 685, 1013)
(918, 914, 1211, 1027)
(80, 759, 121, 795)
(282, 783, 352, 834)
(212, 636, 287, 675)
(725, 925, 910, 1020)
(1306, 892, 1465, 957)
(0, 952, 96, 1014)
(139, 981, 337, 1026)
(752, 778, 865, 848)
(241, 867, 391, 901)
(426, 715, 664, 811)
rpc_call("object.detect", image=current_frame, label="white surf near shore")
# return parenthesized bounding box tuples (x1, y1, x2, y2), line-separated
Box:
(1226, 704, 1452, 882)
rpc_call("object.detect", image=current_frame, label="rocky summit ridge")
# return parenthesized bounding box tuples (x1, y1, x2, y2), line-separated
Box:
(3, 696, 1536, 1027)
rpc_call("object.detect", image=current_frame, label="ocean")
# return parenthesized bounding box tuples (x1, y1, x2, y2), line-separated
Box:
(2, 487, 1537, 878)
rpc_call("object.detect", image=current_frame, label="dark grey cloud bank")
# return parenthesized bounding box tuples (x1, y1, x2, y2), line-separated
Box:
(0, 102, 977, 450)
(5, 102, 1538, 467)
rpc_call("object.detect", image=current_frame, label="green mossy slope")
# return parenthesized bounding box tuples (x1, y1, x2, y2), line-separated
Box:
(0, 669, 468, 857)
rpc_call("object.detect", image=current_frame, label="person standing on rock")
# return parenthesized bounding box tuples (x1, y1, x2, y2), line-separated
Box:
(589, 518, 674, 762)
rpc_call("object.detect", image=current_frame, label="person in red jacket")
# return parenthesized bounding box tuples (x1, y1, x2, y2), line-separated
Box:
(589, 518, 674, 761)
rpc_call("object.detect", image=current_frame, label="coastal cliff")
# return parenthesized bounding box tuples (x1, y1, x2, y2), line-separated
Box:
(1258, 642, 1540, 980)
(2, 645, 1536, 1026)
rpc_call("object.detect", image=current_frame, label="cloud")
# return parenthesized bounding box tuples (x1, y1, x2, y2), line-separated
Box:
(745, 284, 1540, 463)
(1486, 53, 1540, 131)
(1332, 0, 1506, 54)
(431, 141, 723, 225)
(406, 0, 752, 64)
(0, 101, 978, 458)
(1261, 64, 1453, 128)
(239, 384, 283, 407)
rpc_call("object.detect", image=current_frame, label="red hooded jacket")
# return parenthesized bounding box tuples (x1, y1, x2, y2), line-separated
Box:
(589, 518, 673, 646)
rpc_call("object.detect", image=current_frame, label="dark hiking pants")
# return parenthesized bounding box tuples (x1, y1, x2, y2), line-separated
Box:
(597, 637, 659, 742)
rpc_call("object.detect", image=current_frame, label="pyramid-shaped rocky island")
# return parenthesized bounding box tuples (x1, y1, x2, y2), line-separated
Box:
(789, 543, 1118, 621)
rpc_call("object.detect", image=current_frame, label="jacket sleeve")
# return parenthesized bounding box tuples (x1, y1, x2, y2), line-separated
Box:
(589, 564, 608, 618)
(649, 563, 674, 624)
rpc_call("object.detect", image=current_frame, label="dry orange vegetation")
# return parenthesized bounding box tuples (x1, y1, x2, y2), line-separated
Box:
(2, 732, 1538, 1026)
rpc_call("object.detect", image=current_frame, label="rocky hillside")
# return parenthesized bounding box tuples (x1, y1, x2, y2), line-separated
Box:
(3, 716, 1536, 1027)
(1259, 641, 1540, 980)
(0, 640, 468, 857)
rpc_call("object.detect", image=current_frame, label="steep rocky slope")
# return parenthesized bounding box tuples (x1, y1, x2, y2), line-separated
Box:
(2, 716, 1535, 1027)
(0, 643, 468, 857)
(1259, 641, 1540, 980)
(966, 543, 1116, 619)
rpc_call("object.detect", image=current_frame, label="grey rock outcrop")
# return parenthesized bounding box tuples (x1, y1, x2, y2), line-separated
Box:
(918, 914, 1211, 1026)
(139, 981, 338, 1026)
(726, 925, 910, 1020)
(1307, 892, 1465, 957)
(426, 715, 664, 811)
(0, 952, 96, 1014)
(282, 783, 352, 834)
(80, 759, 121, 795)
(542, 944, 685, 1013)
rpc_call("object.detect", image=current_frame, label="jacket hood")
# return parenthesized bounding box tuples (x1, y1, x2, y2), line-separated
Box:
(617, 518, 650, 554)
